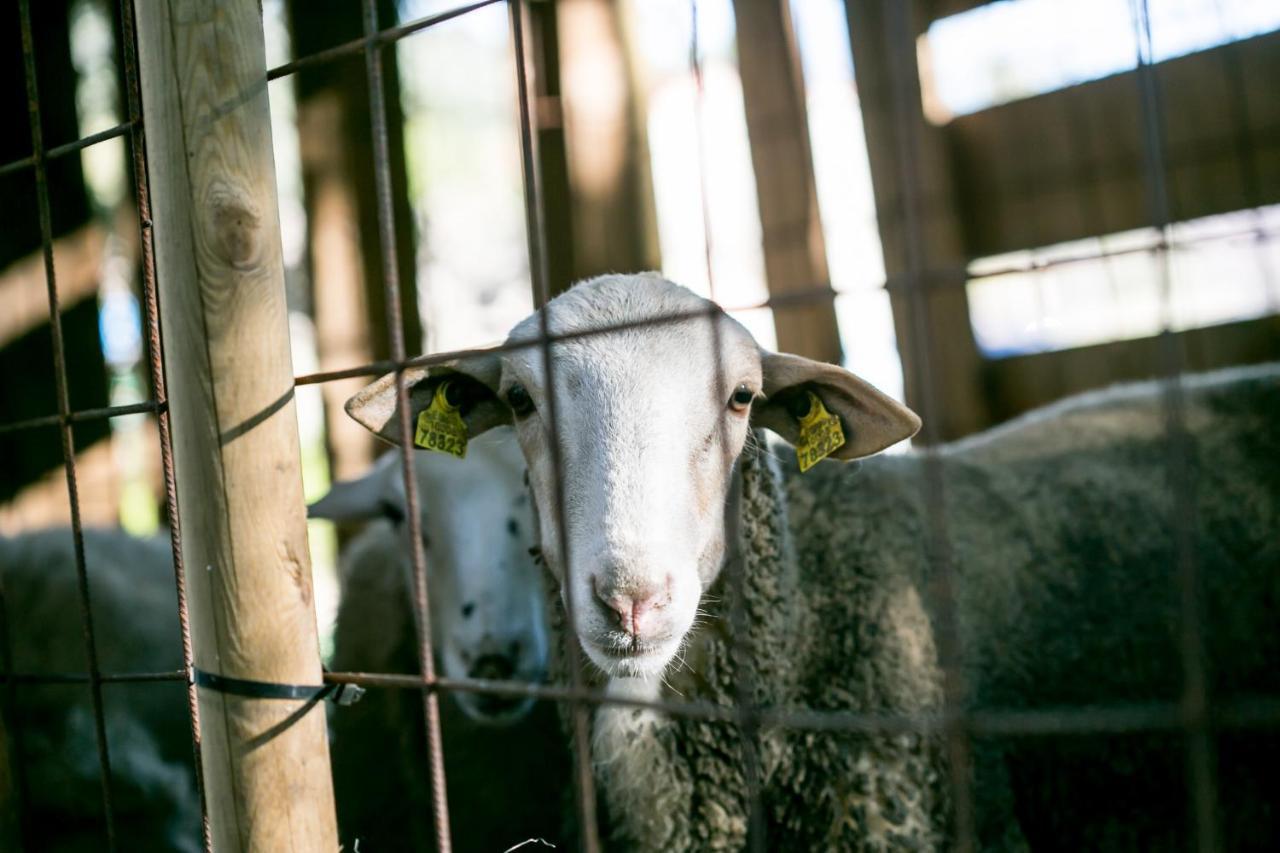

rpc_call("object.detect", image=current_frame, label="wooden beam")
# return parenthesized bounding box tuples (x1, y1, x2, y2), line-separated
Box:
(946, 32, 1280, 256)
(0, 224, 106, 348)
(288, 0, 421, 482)
(733, 0, 842, 364)
(134, 1, 338, 849)
(525, 0, 577, 299)
(919, 0, 988, 22)
(986, 315, 1280, 422)
(557, 0, 660, 280)
(844, 0, 989, 440)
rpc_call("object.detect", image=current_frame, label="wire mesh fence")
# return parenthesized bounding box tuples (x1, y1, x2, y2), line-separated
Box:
(0, 0, 1277, 851)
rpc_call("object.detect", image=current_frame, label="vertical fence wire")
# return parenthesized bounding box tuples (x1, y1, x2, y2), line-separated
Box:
(1126, 1, 1221, 849)
(690, 4, 767, 849)
(690, 0, 718, 304)
(114, 0, 213, 849)
(360, 1, 454, 849)
(16, 2, 118, 850)
(508, 2, 603, 850)
(879, 1, 977, 849)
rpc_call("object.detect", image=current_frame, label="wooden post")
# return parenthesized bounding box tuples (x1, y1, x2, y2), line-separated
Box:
(733, 0, 843, 365)
(134, 1, 338, 850)
(844, 0, 989, 439)
(524, 0, 577, 299)
(288, 0, 423, 483)
(557, 0, 661, 281)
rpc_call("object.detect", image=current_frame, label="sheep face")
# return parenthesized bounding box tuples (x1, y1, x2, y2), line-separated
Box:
(501, 293, 762, 680)
(311, 436, 548, 723)
(414, 438, 549, 720)
(347, 275, 920, 683)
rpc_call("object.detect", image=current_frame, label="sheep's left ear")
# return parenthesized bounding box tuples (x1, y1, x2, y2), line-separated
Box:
(308, 453, 405, 523)
(751, 350, 921, 460)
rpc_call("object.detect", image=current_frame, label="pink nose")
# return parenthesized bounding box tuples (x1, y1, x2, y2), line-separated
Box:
(595, 578, 670, 638)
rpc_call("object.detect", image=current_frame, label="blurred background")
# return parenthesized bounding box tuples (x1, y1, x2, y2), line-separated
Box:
(2, 0, 1278, 653)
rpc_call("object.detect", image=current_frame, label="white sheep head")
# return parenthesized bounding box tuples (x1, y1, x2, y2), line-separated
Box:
(310, 436, 548, 722)
(346, 274, 920, 683)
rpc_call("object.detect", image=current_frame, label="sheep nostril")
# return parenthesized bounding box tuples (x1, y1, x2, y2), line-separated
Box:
(592, 576, 623, 626)
(469, 654, 515, 682)
(594, 572, 675, 638)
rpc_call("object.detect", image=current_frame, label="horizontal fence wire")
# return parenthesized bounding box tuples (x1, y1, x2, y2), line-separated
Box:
(266, 0, 503, 81)
(0, 401, 161, 437)
(0, 120, 134, 178)
(4, 205, 1278, 436)
(1, 663, 1278, 736)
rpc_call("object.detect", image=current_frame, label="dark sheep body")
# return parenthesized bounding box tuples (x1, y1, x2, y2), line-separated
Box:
(0, 528, 200, 853)
(578, 363, 1280, 850)
(328, 520, 571, 853)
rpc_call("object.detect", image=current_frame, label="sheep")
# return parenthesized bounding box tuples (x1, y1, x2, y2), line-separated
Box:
(343, 273, 1280, 850)
(313, 430, 571, 852)
(0, 527, 201, 853)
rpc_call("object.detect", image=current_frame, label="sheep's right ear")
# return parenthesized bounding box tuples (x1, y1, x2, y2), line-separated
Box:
(309, 475, 385, 522)
(345, 352, 509, 448)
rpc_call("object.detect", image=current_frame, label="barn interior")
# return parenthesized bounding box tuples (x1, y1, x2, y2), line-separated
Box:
(1, 0, 1277, 850)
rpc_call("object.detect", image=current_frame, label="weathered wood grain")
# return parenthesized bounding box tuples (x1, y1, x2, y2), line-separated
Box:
(844, 0, 989, 440)
(558, 0, 661, 283)
(733, 0, 844, 366)
(135, 0, 338, 849)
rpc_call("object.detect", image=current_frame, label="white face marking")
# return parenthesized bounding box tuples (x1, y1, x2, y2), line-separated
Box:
(413, 436, 548, 721)
(315, 435, 547, 724)
(499, 277, 762, 681)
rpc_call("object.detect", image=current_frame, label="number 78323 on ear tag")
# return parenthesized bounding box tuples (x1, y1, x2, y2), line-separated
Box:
(414, 380, 468, 458)
(795, 391, 845, 473)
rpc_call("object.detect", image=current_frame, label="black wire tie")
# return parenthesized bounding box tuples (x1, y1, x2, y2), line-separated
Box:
(193, 668, 365, 706)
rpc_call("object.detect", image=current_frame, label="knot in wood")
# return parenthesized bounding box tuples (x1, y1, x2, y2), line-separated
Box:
(208, 184, 263, 270)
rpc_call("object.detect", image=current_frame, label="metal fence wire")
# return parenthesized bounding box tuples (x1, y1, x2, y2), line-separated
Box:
(1, 0, 1278, 851)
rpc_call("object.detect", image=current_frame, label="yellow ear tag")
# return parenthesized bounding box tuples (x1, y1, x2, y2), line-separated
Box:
(413, 380, 468, 458)
(795, 391, 845, 473)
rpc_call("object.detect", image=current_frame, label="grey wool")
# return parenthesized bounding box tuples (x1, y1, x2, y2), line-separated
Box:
(328, 521, 572, 853)
(0, 528, 200, 853)
(586, 435, 948, 852)
(569, 363, 1279, 851)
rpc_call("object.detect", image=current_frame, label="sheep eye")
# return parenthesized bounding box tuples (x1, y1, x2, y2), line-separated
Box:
(506, 383, 535, 418)
(728, 384, 755, 414)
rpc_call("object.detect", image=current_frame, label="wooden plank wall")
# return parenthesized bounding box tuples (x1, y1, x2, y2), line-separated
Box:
(558, 0, 661, 282)
(844, 0, 990, 440)
(846, 0, 1280, 432)
(288, 0, 421, 483)
(733, 0, 843, 365)
(948, 31, 1280, 257)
